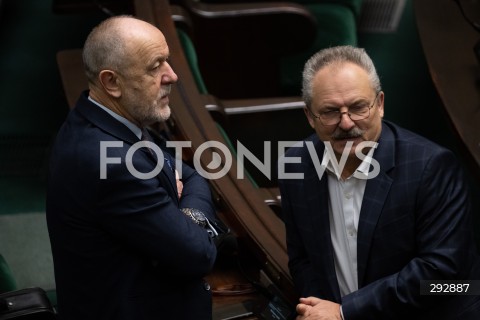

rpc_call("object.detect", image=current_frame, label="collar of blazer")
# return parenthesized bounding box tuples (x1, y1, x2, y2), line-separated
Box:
(74, 91, 140, 146)
(373, 120, 396, 174)
(74, 91, 180, 203)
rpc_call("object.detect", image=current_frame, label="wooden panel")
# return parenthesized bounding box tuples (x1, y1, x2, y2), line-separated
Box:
(414, 0, 480, 177)
(134, 0, 296, 304)
(56, 49, 86, 109)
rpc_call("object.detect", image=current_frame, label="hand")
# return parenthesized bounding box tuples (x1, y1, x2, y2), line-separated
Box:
(175, 170, 183, 198)
(296, 297, 341, 320)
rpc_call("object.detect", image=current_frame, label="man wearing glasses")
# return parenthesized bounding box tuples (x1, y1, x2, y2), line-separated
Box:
(278, 46, 480, 319)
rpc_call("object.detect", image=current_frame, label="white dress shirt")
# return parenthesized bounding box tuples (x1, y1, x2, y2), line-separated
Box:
(321, 146, 376, 297)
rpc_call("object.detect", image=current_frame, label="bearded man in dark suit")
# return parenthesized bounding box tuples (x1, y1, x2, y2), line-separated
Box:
(47, 16, 218, 320)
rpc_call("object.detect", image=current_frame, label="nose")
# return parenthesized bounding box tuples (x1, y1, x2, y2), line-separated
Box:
(162, 62, 178, 84)
(338, 110, 356, 130)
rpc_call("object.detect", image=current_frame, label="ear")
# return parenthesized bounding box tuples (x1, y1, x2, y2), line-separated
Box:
(304, 107, 315, 129)
(377, 91, 385, 118)
(98, 70, 122, 98)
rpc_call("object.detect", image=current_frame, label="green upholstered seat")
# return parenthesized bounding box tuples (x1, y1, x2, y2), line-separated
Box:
(0, 213, 57, 308)
(177, 28, 209, 95)
(280, 2, 360, 95)
(0, 252, 57, 309)
(0, 254, 17, 293)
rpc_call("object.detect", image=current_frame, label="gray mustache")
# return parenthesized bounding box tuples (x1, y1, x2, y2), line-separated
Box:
(161, 85, 171, 96)
(332, 127, 365, 140)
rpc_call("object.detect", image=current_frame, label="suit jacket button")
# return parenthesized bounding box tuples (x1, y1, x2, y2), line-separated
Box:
(204, 282, 211, 291)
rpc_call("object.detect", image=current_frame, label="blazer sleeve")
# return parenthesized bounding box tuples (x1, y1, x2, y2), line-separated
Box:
(96, 146, 217, 278)
(178, 160, 216, 220)
(341, 148, 479, 319)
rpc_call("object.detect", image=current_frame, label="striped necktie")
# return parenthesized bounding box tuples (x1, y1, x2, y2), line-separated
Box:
(141, 128, 174, 173)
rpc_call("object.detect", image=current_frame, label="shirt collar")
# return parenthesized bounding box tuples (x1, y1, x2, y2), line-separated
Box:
(322, 144, 376, 180)
(88, 96, 142, 139)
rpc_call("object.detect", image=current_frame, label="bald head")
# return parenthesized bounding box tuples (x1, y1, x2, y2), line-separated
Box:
(82, 16, 165, 84)
(81, 15, 177, 126)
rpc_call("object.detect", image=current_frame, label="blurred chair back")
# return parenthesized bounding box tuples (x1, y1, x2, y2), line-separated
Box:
(177, 0, 317, 99)
(178, 0, 362, 97)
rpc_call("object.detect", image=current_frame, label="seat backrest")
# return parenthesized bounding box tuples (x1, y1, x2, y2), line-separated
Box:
(177, 0, 363, 98)
(279, 1, 360, 95)
(178, 0, 317, 99)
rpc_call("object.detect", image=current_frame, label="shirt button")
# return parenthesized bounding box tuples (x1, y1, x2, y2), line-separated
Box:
(345, 193, 352, 199)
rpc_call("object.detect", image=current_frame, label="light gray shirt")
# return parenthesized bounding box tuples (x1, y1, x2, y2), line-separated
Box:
(321, 146, 375, 297)
(88, 96, 142, 139)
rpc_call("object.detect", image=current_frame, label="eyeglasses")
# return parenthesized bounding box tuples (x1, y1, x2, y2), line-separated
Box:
(308, 92, 380, 126)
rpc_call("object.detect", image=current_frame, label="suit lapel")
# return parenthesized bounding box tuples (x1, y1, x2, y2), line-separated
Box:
(141, 131, 179, 204)
(75, 92, 179, 203)
(356, 123, 395, 287)
(356, 171, 392, 286)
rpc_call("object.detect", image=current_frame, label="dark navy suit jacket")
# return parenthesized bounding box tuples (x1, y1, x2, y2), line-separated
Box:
(46, 92, 217, 319)
(279, 121, 480, 319)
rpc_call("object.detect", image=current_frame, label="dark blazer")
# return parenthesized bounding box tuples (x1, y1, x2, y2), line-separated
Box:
(278, 120, 480, 319)
(46, 92, 217, 320)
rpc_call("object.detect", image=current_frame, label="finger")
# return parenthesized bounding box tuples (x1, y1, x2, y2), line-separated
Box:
(296, 303, 308, 315)
(300, 296, 322, 306)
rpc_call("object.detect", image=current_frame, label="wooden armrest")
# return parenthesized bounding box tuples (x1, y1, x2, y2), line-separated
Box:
(218, 96, 305, 115)
(202, 95, 308, 157)
(257, 187, 281, 202)
(258, 187, 282, 219)
(202, 94, 305, 118)
(170, 4, 194, 34)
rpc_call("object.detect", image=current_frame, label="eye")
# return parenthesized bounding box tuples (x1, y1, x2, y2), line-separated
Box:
(349, 103, 369, 113)
(151, 58, 166, 70)
(320, 109, 339, 116)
